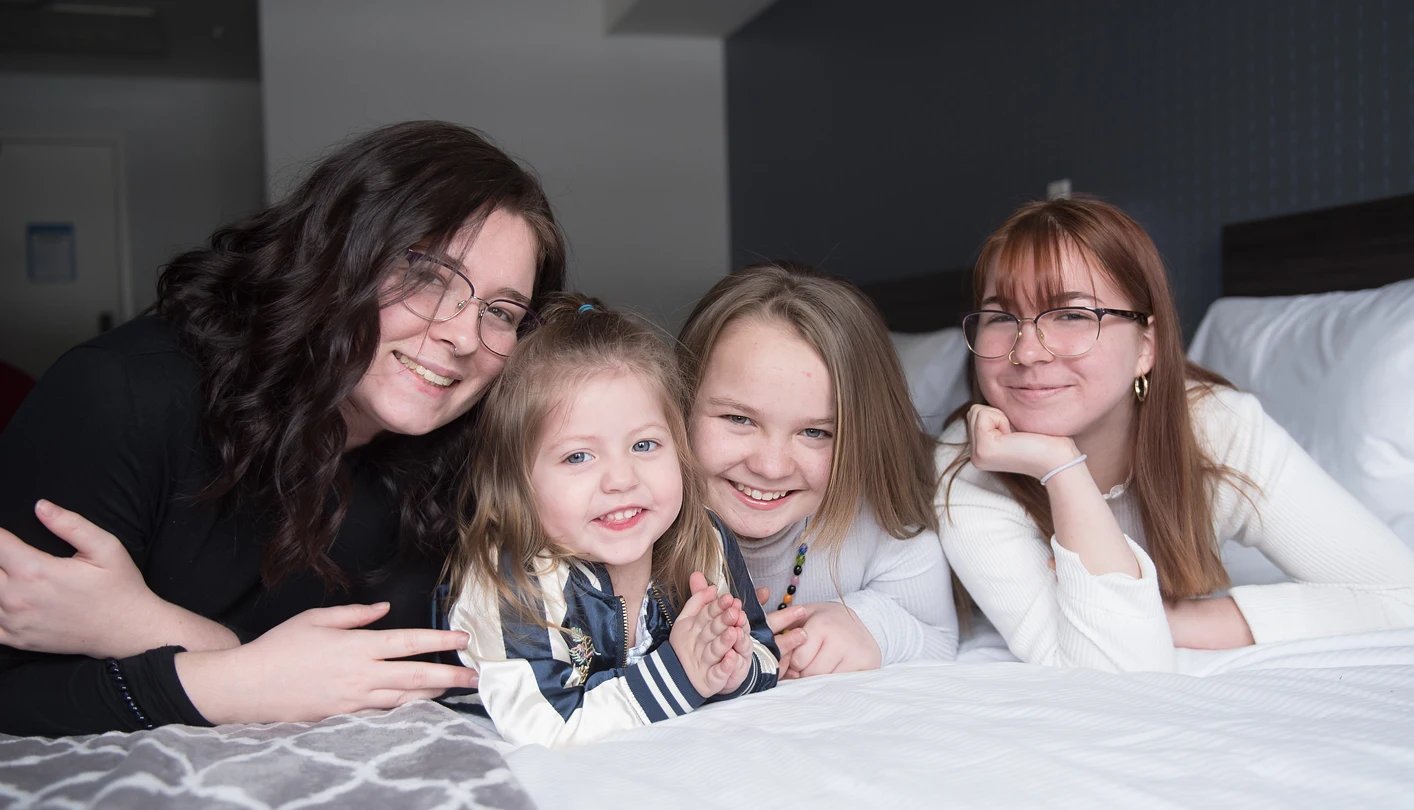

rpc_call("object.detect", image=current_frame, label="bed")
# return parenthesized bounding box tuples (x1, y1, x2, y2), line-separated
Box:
(4, 195, 1414, 809)
(498, 195, 1414, 808)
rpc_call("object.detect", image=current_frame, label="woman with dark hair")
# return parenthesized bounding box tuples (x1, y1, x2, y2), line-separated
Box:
(0, 120, 566, 736)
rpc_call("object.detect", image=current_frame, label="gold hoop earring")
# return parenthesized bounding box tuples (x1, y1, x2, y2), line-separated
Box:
(1008, 349, 1020, 366)
(1133, 374, 1149, 402)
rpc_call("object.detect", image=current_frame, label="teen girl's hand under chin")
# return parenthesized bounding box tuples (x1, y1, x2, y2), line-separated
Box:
(966, 404, 1080, 480)
(174, 602, 479, 725)
(668, 571, 748, 697)
(0, 501, 239, 658)
(971, 404, 1139, 578)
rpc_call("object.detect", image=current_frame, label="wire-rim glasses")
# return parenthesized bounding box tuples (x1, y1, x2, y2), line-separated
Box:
(961, 306, 1150, 359)
(395, 249, 538, 358)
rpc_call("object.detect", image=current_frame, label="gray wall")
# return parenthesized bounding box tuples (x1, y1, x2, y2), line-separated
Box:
(727, 0, 1414, 334)
(0, 73, 265, 312)
(260, 0, 732, 331)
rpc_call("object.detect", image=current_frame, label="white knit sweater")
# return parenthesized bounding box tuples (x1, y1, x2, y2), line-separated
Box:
(736, 504, 958, 665)
(936, 386, 1414, 672)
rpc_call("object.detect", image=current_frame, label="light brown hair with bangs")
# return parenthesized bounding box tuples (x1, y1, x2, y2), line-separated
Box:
(944, 196, 1245, 601)
(446, 293, 722, 622)
(677, 261, 939, 564)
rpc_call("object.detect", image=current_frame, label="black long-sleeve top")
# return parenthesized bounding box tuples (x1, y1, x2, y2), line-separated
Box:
(0, 316, 442, 737)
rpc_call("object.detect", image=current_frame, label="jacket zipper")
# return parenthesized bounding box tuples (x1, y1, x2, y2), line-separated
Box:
(651, 585, 675, 628)
(617, 595, 630, 667)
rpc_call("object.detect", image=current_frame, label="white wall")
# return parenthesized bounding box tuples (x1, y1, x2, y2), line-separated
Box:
(259, 0, 730, 330)
(0, 73, 265, 313)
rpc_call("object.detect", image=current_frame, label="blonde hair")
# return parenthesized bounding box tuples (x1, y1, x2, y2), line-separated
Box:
(447, 293, 722, 622)
(943, 197, 1250, 601)
(677, 261, 938, 562)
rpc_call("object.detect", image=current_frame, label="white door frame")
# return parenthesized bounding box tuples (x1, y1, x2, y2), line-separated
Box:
(0, 134, 133, 322)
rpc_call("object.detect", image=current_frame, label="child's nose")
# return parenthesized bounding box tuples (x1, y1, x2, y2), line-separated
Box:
(745, 436, 793, 480)
(600, 457, 639, 493)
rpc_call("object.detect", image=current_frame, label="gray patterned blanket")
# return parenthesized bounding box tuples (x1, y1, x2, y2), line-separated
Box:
(0, 702, 533, 810)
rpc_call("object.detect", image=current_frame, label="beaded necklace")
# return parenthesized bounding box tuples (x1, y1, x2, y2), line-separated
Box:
(777, 541, 810, 611)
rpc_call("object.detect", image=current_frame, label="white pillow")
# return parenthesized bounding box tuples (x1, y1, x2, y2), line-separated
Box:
(889, 328, 971, 436)
(1189, 277, 1414, 560)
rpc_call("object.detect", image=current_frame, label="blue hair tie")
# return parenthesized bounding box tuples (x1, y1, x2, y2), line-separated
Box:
(577, 303, 596, 314)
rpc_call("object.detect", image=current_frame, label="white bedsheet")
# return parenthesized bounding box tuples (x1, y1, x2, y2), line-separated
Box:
(505, 629, 1414, 809)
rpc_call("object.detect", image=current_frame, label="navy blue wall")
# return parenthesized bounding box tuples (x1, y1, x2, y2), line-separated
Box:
(726, 0, 1414, 333)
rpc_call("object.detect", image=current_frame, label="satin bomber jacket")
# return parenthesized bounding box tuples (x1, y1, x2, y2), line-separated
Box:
(442, 511, 780, 748)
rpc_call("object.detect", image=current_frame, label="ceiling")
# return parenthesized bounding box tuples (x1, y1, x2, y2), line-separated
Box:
(604, 0, 780, 37)
(0, 0, 783, 81)
(0, 0, 258, 80)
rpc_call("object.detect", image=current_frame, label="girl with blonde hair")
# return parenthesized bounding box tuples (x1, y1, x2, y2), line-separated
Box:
(679, 262, 957, 678)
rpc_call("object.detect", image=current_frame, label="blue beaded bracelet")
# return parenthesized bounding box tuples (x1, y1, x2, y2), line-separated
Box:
(105, 658, 156, 730)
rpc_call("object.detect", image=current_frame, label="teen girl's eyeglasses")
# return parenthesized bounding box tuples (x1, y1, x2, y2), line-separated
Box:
(961, 306, 1149, 359)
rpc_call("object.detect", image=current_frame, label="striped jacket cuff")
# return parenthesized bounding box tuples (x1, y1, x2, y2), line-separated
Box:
(625, 643, 706, 722)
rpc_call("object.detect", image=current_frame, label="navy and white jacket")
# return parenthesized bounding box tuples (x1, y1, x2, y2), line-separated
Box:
(447, 511, 779, 748)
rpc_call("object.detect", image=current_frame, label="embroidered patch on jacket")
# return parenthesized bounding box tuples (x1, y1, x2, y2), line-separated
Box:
(565, 627, 597, 687)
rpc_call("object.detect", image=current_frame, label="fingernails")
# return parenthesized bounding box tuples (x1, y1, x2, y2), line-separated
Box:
(455, 632, 470, 646)
(35, 500, 54, 518)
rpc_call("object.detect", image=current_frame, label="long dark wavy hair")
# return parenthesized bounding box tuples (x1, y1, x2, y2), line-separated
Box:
(156, 120, 566, 589)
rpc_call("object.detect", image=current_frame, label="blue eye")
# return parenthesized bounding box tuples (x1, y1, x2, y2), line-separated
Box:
(565, 451, 592, 464)
(632, 440, 659, 452)
(726, 414, 753, 426)
(801, 428, 832, 440)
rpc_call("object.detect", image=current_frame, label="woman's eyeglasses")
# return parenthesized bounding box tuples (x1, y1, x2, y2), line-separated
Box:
(961, 306, 1149, 359)
(393, 249, 538, 358)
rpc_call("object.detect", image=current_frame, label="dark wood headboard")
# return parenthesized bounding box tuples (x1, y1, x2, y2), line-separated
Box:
(1222, 193, 1414, 297)
(856, 267, 974, 334)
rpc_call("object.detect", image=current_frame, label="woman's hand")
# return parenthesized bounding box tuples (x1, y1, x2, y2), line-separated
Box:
(175, 601, 479, 725)
(966, 404, 1079, 480)
(774, 601, 881, 679)
(0, 500, 238, 658)
(1166, 596, 1255, 650)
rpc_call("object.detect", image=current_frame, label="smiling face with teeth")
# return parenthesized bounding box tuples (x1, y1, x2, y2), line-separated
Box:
(530, 370, 684, 571)
(690, 318, 835, 540)
(342, 209, 539, 448)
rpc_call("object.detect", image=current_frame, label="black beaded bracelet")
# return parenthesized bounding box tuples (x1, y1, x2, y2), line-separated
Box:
(105, 658, 156, 730)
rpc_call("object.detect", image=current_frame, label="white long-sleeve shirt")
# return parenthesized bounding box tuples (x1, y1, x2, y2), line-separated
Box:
(738, 504, 958, 665)
(937, 386, 1414, 672)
